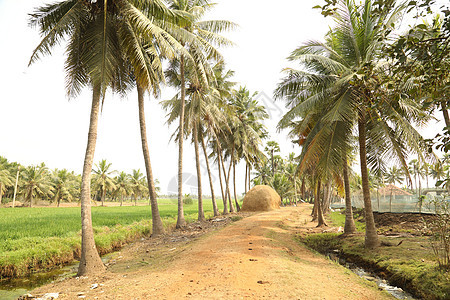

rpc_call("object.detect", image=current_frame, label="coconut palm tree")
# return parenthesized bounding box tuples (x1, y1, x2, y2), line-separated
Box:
(385, 166, 405, 186)
(130, 169, 146, 206)
(114, 171, 131, 207)
(20, 164, 54, 207)
(165, 0, 236, 227)
(0, 158, 13, 204)
(52, 169, 78, 207)
(92, 160, 116, 206)
(274, 0, 433, 248)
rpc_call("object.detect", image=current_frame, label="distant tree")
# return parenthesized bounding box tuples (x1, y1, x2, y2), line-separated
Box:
(52, 169, 78, 207)
(20, 164, 54, 207)
(113, 172, 131, 207)
(0, 158, 13, 204)
(129, 169, 146, 206)
(92, 160, 116, 206)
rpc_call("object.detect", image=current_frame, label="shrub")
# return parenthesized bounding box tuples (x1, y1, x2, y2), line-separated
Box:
(183, 194, 194, 205)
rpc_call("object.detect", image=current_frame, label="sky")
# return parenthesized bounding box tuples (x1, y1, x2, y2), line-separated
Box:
(0, 0, 446, 195)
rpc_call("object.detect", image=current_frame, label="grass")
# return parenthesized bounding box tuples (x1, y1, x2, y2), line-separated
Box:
(0, 199, 224, 279)
(299, 210, 450, 300)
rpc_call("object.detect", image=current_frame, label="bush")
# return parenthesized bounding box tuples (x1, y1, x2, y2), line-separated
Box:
(183, 194, 194, 205)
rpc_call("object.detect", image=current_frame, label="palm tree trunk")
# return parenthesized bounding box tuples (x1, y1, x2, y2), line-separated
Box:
(101, 189, 105, 206)
(322, 181, 332, 214)
(316, 179, 327, 227)
(193, 123, 205, 221)
(201, 135, 219, 217)
(301, 177, 305, 200)
(218, 150, 228, 214)
(137, 85, 164, 236)
(12, 167, 19, 208)
(232, 158, 240, 212)
(441, 101, 450, 128)
(222, 154, 235, 213)
(343, 159, 356, 234)
(77, 84, 106, 276)
(176, 55, 187, 228)
(120, 195, 123, 207)
(248, 165, 251, 191)
(358, 112, 380, 249)
(228, 147, 236, 213)
(244, 163, 248, 194)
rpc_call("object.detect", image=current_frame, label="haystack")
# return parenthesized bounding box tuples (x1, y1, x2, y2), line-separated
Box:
(241, 185, 281, 212)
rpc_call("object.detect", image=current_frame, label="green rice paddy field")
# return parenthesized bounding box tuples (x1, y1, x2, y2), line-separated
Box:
(0, 199, 223, 279)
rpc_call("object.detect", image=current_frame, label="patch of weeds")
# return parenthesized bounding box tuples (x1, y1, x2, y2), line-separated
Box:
(230, 216, 243, 222)
(302, 233, 341, 253)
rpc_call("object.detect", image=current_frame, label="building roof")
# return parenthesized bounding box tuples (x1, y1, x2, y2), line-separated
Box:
(378, 184, 412, 196)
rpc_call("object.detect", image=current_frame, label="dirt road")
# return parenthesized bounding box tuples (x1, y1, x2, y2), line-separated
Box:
(33, 204, 391, 299)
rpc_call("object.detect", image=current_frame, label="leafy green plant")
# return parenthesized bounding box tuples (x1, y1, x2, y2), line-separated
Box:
(183, 194, 194, 205)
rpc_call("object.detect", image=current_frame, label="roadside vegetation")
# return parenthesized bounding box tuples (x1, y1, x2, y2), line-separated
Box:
(300, 209, 450, 299)
(0, 201, 223, 279)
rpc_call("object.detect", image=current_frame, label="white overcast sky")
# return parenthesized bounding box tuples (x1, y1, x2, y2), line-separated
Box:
(0, 0, 445, 195)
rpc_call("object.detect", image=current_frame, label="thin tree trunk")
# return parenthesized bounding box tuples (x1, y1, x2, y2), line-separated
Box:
(101, 189, 105, 207)
(244, 163, 248, 194)
(316, 179, 327, 227)
(228, 147, 236, 213)
(311, 181, 318, 220)
(301, 177, 305, 200)
(12, 167, 19, 208)
(293, 179, 298, 204)
(176, 54, 186, 228)
(77, 84, 106, 276)
(218, 150, 228, 214)
(322, 181, 332, 214)
(201, 135, 219, 216)
(193, 123, 205, 221)
(226, 161, 235, 213)
(441, 101, 450, 128)
(137, 85, 164, 235)
(233, 158, 240, 212)
(217, 152, 225, 207)
(343, 159, 356, 234)
(248, 165, 251, 191)
(358, 112, 380, 249)
(120, 195, 123, 207)
(57, 197, 60, 208)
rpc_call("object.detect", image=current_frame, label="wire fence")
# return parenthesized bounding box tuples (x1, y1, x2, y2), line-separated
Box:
(331, 191, 449, 214)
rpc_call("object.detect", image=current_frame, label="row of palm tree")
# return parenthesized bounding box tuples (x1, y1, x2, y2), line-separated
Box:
(28, 0, 272, 276)
(274, 0, 438, 249)
(0, 157, 158, 207)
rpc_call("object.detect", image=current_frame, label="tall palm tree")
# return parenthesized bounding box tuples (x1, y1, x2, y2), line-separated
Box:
(29, 0, 196, 275)
(92, 159, 116, 206)
(165, 0, 236, 227)
(274, 0, 432, 248)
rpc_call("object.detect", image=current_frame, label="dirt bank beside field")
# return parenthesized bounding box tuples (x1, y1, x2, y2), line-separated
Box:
(31, 204, 391, 299)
